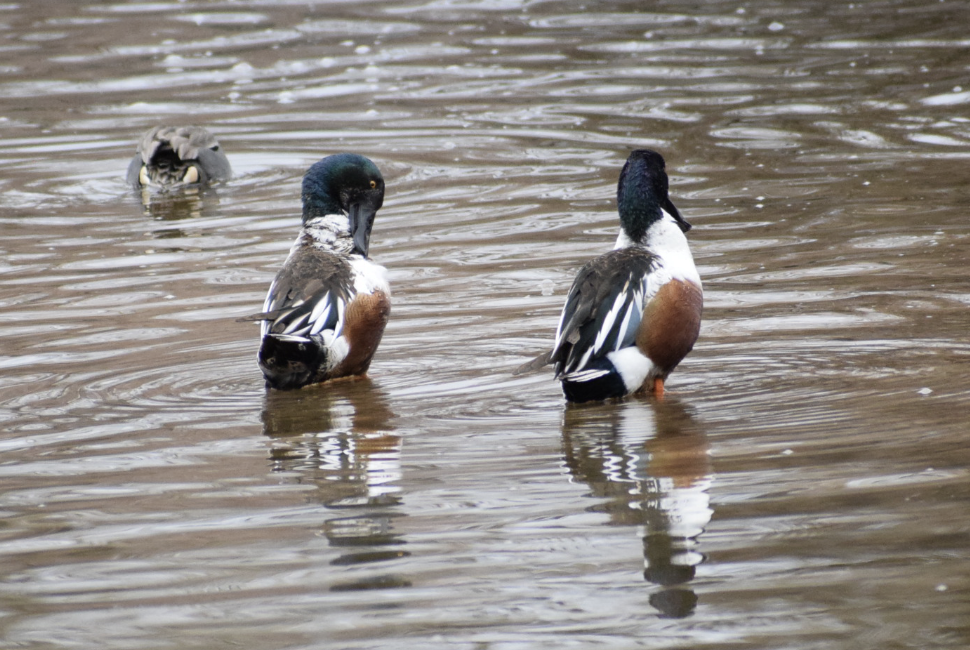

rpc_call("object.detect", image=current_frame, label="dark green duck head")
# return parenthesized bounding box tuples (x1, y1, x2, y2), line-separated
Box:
(617, 149, 691, 243)
(126, 125, 232, 188)
(301, 153, 385, 257)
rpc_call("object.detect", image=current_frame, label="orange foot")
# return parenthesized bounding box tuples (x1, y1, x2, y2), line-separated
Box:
(652, 377, 665, 400)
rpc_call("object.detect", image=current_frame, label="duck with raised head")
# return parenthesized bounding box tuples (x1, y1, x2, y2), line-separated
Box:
(126, 125, 232, 188)
(240, 154, 390, 390)
(520, 150, 702, 402)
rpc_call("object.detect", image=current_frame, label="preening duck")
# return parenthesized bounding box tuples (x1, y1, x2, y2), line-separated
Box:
(521, 150, 702, 402)
(240, 154, 390, 390)
(126, 125, 232, 188)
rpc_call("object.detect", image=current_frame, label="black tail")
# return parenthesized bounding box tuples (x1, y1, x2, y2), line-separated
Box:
(258, 335, 328, 390)
(560, 357, 629, 403)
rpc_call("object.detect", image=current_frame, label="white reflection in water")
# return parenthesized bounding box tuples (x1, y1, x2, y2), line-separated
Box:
(261, 381, 409, 583)
(561, 399, 713, 618)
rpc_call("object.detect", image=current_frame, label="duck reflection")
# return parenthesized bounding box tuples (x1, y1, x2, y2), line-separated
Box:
(561, 398, 712, 618)
(262, 380, 410, 587)
(136, 184, 223, 223)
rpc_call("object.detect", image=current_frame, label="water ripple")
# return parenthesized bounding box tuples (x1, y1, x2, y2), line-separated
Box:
(1, 1, 969, 647)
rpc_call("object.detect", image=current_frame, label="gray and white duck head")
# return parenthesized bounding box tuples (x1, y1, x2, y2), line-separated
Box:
(127, 125, 232, 188)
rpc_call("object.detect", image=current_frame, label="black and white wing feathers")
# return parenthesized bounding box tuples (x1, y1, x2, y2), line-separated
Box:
(551, 248, 659, 379)
(241, 250, 354, 343)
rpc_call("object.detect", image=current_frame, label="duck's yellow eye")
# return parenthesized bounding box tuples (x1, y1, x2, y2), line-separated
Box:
(370, 180, 377, 189)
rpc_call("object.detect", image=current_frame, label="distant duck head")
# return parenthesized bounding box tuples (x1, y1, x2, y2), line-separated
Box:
(302, 153, 385, 257)
(128, 125, 231, 188)
(617, 149, 692, 243)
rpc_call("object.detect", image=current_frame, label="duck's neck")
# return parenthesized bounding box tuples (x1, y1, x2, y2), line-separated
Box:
(614, 212, 701, 287)
(302, 183, 343, 223)
(299, 214, 356, 256)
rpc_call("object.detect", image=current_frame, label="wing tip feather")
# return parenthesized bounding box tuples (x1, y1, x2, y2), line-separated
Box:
(513, 350, 554, 376)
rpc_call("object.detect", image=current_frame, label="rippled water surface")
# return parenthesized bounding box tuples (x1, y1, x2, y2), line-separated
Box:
(2, 1, 970, 648)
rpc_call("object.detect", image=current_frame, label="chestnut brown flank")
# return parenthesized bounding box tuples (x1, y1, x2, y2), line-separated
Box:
(636, 280, 703, 381)
(332, 290, 391, 378)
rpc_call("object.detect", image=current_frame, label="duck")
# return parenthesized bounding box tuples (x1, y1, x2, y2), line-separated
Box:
(519, 149, 702, 402)
(126, 125, 232, 188)
(240, 153, 390, 390)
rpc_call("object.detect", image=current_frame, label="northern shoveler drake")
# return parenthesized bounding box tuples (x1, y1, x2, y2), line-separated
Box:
(240, 153, 390, 390)
(520, 149, 702, 402)
(126, 125, 232, 188)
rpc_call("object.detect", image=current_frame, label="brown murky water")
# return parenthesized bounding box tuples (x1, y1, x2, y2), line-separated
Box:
(2, 1, 969, 648)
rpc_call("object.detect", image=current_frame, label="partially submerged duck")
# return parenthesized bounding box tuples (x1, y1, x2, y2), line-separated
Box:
(126, 125, 231, 188)
(519, 150, 703, 402)
(240, 153, 390, 390)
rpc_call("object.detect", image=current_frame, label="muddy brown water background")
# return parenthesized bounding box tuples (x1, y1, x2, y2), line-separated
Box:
(1, 0, 970, 648)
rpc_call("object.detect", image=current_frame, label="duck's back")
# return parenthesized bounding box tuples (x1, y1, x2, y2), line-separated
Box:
(553, 247, 659, 377)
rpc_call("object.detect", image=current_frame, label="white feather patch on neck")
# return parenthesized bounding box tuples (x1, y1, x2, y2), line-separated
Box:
(301, 213, 353, 255)
(614, 209, 702, 288)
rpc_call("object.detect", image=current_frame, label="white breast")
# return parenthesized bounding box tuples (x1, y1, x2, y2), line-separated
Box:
(350, 257, 390, 296)
(615, 210, 702, 289)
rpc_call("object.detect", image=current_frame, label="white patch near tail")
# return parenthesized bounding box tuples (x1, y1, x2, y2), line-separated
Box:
(606, 347, 656, 392)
